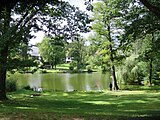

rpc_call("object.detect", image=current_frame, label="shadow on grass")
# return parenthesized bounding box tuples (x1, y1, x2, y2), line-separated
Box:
(1, 90, 160, 119)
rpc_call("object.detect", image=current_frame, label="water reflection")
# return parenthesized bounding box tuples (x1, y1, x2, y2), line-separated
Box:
(28, 74, 42, 89)
(84, 80, 91, 91)
(63, 73, 74, 92)
(14, 72, 110, 91)
(94, 79, 102, 91)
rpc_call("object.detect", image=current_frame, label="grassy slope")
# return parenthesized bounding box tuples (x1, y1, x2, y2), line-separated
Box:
(46, 63, 99, 73)
(0, 88, 160, 120)
(46, 64, 70, 73)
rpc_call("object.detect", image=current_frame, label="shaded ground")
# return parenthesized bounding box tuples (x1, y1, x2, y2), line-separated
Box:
(0, 87, 160, 120)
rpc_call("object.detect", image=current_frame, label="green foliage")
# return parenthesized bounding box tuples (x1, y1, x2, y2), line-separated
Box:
(7, 43, 37, 71)
(152, 80, 160, 86)
(101, 64, 110, 74)
(23, 85, 32, 90)
(69, 65, 74, 71)
(91, 0, 123, 63)
(68, 37, 87, 70)
(117, 55, 145, 85)
(39, 69, 47, 74)
(91, 0, 124, 90)
(122, 29, 160, 85)
(6, 77, 17, 92)
(38, 37, 66, 69)
(86, 65, 93, 73)
(118, 0, 160, 85)
(30, 67, 38, 74)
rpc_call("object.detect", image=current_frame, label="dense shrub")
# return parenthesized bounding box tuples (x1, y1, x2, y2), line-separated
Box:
(101, 64, 108, 74)
(86, 65, 93, 73)
(151, 80, 160, 86)
(39, 69, 47, 73)
(69, 61, 77, 71)
(6, 77, 17, 92)
(31, 67, 38, 73)
(69, 65, 74, 71)
(23, 85, 31, 90)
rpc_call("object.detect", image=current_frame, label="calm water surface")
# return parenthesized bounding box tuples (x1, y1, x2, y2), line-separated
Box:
(13, 72, 111, 91)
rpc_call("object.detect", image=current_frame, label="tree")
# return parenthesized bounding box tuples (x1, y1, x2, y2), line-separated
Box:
(7, 43, 37, 72)
(118, 32, 160, 86)
(0, 0, 50, 100)
(0, 0, 89, 100)
(139, 33, 160, 85)
(64, 6, 90, 40)
(91, 1, 125, 90)
(61, 6, 91, 71)
(85, 0, 160, 19)
(121, 0, 160, 86)
(38, 36, 65, 69)
(86, 35, 103, 69)
(68, 36, 86, 70)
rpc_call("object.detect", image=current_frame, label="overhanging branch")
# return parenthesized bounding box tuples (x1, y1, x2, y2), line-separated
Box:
(140, 0, 160, 19)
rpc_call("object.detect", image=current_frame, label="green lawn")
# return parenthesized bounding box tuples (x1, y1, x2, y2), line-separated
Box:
(1, 87, 160, 120)
(45, 64, 70, 73)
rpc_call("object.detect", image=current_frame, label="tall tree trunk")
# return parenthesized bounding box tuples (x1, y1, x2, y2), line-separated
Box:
(148, 32, 154, 86)
(108, 25, 119, 90)
(149, 58, 152, 86)
(54, 64, 56, 70)
(111, 65, 119, 90)
(0, 6, 11, 100)
(77, 61, 80, 70)
(54, 57, 56, 70)
(0, 46, 9, 100)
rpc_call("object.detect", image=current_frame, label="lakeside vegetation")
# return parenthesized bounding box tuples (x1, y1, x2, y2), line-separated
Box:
(1, 86, 160, 120)
(9, 63, 99, 74)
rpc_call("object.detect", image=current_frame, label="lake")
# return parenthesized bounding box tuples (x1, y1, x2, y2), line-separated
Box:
(12, 72, 111, 92)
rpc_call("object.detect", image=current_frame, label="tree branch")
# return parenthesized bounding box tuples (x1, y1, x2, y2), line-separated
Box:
(139, 0, 160, 19)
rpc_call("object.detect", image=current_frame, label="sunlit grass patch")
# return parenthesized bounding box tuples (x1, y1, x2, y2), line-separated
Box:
(84, 100, 111, 105)
(15, 106, 38, 110)
(1, 87, 160, 119)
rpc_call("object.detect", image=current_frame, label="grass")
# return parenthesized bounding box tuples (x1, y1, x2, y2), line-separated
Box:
(39, 63, 100, 73)
(45, 64, 69, 73)
(57, 63, 70, 70)
(46, 64, 99, 73)
(1, 87, 160, 120)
